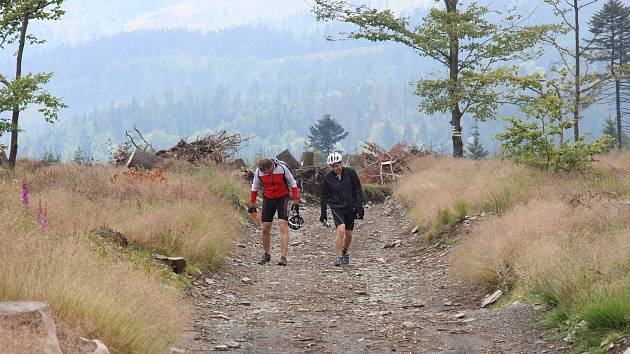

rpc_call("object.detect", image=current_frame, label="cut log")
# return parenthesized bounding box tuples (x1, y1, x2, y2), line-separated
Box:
(0, 301, 62, 354)
(126, 148, 163, 170)
(153, 254, 187, 274)
(300, 151, 315, 167)
(276, 149, 300, 170)
(0, 149, 8, 166)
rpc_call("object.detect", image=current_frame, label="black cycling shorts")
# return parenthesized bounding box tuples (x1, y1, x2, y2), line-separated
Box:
(331, 208, 355, 230)
(262, 196, 289, 222)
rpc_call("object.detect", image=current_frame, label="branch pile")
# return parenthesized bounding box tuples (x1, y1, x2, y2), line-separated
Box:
(155, 131, 248, 165)
(358, 141, 436, 184)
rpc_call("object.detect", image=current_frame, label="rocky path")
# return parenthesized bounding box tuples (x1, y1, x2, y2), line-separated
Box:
(183, 201, 568, 353)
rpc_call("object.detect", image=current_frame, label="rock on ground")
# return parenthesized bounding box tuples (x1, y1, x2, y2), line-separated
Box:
(0, 301, 62, 354)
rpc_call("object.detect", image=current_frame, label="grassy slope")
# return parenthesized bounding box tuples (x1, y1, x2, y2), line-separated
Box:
(395, 153, 630, 352)
(0, 161, 245, 353)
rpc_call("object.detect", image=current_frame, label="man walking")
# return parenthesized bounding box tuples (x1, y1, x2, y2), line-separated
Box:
(320, 152, 364, 266)
(249, 157, 300, 266)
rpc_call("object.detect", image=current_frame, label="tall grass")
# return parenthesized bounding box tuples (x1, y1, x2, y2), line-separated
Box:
(398, 153, 630, 350)
(0, 161, 246, 352)
(395, 156, 540, 236)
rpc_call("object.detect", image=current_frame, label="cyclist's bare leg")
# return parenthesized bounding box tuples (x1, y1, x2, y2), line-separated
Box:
(278, 219, 289, 258)
(336, 224, 345, 257)
(343, 229, 353, 251)
(262, 222, 272, 255)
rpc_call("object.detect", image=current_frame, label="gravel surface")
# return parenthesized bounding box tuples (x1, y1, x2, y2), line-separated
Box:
(182, 201, 568, 353)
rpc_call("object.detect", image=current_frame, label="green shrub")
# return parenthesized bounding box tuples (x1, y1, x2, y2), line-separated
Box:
(497, 117, 612, 172)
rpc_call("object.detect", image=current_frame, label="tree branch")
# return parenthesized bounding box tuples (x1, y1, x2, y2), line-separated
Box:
(550, 0, 576, 30)
(0, 73, 9, 87)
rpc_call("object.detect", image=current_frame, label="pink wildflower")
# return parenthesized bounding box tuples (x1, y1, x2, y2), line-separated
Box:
(21, 178, 30, 208)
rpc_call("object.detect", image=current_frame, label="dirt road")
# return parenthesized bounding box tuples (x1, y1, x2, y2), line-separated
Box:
(184, 200, 568, 353)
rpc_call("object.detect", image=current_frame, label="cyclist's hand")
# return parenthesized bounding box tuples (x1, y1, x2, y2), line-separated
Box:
(248, 206, 257, 214)
(356, 207, 364, 220)
(291, 204, 299, 213)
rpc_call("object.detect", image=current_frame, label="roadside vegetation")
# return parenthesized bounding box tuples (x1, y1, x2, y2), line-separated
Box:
(396, 153, 630, 351)
(0, 161, 244, 353)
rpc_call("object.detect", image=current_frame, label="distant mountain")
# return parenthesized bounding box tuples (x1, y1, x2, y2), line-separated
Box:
(1, 0, 612, 160)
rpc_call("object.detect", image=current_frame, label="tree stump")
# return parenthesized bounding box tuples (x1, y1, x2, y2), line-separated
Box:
(0, 149, 8, 166)
(0, 301, 62, 354)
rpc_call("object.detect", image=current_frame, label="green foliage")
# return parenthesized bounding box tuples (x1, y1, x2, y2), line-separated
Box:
(314, 0, 560, 156)
(454, 200, 469, 221)
(437, 208, 455, 228)
(71, 145, 91, 165)
(498, 117, 612, 172)
(582, 292, 630, 333)
(602, 117, 630, 150)
(466, 121, 489, 159)
(0, 0, 67, 166)
(307, 114, 348, 154)
(481, 188, 515, 216)
(40, 149, 60, 163)
(587, 0, 630, 64)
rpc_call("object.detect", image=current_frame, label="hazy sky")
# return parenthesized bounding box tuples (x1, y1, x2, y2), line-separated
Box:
(30, 0, 434, 46)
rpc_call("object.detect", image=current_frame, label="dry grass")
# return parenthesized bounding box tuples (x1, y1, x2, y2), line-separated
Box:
(395, 156, 541, 234)
(0, 161, 246, 353)
(398, 153, 630, 348)
(9, 163, 242, 269)
(453, 201, 630, 293)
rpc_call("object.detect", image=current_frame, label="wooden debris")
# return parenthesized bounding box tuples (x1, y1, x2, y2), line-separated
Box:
(358, 141, 437, 184)
(155, 130, 248, 165)
(126, 148, 163, 170)
(301, 151, 315, 167)
(276, 149, 300, 170)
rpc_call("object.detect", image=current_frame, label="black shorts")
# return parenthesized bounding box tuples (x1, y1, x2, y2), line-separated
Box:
(262, 196, 289, 222)
(331, 208, 355, 230)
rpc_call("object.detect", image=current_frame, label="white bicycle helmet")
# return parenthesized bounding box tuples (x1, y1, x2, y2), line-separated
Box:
(327, 152, 343, 165)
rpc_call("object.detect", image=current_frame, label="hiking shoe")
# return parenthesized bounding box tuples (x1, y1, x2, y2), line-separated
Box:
(277, 257, 287, 266)
(258, 253, 271, 265)
(342, 253, 350, 265)
(334, 257, 344, 267)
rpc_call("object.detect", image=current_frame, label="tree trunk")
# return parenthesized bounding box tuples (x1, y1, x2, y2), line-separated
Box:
(8, 16, 29, 168)
(573, 0, 581, 142)
(615, 22, 623, 149)
(451, 108, 464, 157)
(445, 0, 463, 157)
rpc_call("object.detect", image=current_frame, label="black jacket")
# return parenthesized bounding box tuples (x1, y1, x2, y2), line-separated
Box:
(320, 167, 364, 215)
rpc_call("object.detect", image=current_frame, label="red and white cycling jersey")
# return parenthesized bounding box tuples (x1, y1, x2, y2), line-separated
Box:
(250, 162, 299, 204)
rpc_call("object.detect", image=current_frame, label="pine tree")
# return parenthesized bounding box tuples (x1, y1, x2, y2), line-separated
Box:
(465, 121, 489, 160)
(602, 116, 630, 148)
(307, 114, 349, 154)
(588, 0, 630, 149)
